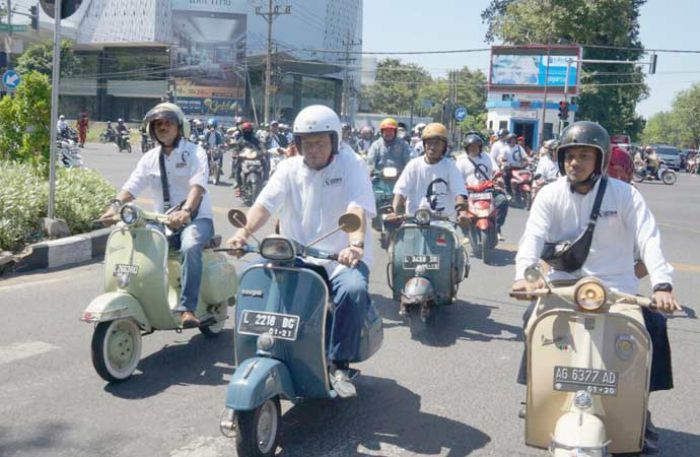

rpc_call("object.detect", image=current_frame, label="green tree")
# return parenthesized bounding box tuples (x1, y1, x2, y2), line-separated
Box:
(642, 111, 680, 146)
(361, 59, 431, 115)
(672, 83, 700, 148)
(419, 67, 488, 124)
(15, 39, 81, 78)
(482, 0, 648, 139)
(0, 71, 52, 171)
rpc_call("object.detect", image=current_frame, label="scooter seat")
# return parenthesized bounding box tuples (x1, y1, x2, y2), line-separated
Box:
(205, 234, 222, 249)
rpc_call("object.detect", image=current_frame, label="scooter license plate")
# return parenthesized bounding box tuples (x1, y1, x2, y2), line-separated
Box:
(113, 264, 139, 276)
(469, 192, 492, 200)
(403, 255, 440, 270)
(553, 366, 618, 396)
(238, 311, 300, 341)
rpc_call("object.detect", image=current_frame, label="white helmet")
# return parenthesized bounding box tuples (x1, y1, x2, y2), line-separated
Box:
(293, 105, 342, 154)
(414, 123, 427, 135)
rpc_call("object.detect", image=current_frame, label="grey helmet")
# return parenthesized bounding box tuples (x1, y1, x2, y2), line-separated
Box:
(556, 121, 610, 176)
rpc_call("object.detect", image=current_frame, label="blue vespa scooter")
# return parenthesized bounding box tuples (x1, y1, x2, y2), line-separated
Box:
(371, 165, 398, 249)
(218, 210, 383, 457)
(384, 188, 470, 331)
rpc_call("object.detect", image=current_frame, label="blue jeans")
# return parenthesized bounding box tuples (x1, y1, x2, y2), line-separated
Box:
(168, 218, 214, 312)
(328, 262, 372, 363)
(493, 190, 508, 230)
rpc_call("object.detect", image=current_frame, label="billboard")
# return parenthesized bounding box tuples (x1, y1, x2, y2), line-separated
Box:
(171, 0, 248, 117)
(489, 45, 581, 94)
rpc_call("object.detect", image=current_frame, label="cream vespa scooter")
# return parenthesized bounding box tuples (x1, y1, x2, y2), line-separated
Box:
(81, 202, 239, 383)
(512, 267, 656, 456)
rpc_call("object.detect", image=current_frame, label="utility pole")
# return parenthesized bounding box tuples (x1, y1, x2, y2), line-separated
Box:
(448, 70, 458, 146)
(341, 30, 361, 123)
(256, 0, 290, 125)
(5, 0, 12, 67)
(539, 42, 552, 145)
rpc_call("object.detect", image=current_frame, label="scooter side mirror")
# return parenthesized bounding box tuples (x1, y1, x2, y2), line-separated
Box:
(228, 209, 248, 228)
(338, 213, 361, 233)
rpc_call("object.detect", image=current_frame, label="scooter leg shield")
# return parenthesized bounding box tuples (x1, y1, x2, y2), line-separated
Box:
(81, 291, 151, 331)
(225, 357, 296, 411)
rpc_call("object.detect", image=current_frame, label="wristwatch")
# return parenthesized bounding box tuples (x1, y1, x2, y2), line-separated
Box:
(349, 240, 364, 249)
(653, 282, 673, 292)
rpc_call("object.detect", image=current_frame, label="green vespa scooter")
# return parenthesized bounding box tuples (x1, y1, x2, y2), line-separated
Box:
(81, 203, 239, 382)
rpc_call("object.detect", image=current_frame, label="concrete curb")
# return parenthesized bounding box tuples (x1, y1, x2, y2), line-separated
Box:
(17, 228, 114, 272)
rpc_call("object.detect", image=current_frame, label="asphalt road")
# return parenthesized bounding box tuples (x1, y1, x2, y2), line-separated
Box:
(1, 143, 698, 457)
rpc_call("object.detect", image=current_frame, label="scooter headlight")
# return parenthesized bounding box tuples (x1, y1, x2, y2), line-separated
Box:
(382, 167, 398, 179)
(260, 236, 296, 261)
(415, 208, 431, 225)
(524, 265, 542, 284)
(120, 204, 141, 225)
(574, 278, 607, 312)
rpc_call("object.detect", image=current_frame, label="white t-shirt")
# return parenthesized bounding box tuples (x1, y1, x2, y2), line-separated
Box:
(393, 156, 467, 217)
(489, 140, 508, 163)
(535, 155, 560, 181)
(501, 144, 527, 166)
(255, 145, 376, 276)
(456, 153, 496, 187)
(515, 177, 674, 293)
(122, 139, 213, 220)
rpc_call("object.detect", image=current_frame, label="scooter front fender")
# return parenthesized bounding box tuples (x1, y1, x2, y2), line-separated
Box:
(401, 276, 435, 305)
(551, 410, 609, 457)
(81, 291, 151, 331)
(225, 357, 296, 411)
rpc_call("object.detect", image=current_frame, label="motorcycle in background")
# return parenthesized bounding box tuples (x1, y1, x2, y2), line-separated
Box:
(208, 146, 223, 185)
(509, 164, 534, 209)
(465, 180, 498, 264)
(57, 138, 84, 168)
(117, 132, 132, 153)
(239, 146, 266, 206)
(371, 166, 398, 249)
(633, 162, 677, 185)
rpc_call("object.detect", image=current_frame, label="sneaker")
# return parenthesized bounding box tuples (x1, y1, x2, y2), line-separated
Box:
(330, 368, 357, 398)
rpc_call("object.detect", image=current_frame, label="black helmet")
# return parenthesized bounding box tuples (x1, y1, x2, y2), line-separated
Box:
(142, 102, 189, 143)
(556, 121, 610, 176)
(464, 133, 484, 150)
(497, 128, 509, 137)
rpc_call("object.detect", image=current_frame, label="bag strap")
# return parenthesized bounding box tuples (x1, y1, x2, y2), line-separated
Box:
(587, 176, 607, 227)
(158, 148, 171, 211)
(468, 156, 491, 181)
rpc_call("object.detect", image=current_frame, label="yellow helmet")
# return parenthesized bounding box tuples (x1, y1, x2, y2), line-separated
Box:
(421, 122, 448, 142)
(379, 117, 398, 131)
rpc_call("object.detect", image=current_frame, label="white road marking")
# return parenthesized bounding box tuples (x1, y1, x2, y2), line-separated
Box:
(169, 436, 231, 457)
(0, 341, 59, 365)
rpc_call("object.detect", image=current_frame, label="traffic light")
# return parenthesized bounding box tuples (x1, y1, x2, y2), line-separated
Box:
(558, 101, 569, 120)
(649, 53, 658, 74)
(30, 5, 39, 30)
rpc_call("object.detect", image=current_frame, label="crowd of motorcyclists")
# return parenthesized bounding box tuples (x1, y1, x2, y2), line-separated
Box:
(82, 98, 683, 456)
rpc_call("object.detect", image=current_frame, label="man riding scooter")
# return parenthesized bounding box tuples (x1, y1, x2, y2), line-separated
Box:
(205, 118, 225, 177)
(115, 118, 130, 151)
(511, 121, 680, 454)
(230, 122, 264, 189)
(499, 133, 528, 197)
(456, 133, 509, 241)
(227, 105, 377, 399)
(367, 117, 412, 175)
(98, 102, 214, 328)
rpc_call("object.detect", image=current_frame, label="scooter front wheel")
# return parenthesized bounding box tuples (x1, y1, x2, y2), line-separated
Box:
(236, 397, 281, 457)
(91, 318, 142, 382)
(661, 171, 677, 185)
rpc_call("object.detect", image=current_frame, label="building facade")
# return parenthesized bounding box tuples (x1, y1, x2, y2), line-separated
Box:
(13, 0, 363, 123)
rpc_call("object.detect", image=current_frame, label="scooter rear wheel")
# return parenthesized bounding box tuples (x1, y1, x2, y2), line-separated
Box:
(236, 397, 281, 457)
(91, 318, 142, 382)
(661, 171, 677, 185)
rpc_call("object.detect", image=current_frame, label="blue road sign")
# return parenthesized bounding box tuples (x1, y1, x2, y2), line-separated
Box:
(2, 70, 21, 90)
(454, 106, 467, 121)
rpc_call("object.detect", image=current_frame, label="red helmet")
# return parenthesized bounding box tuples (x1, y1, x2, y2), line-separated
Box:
(608, 146, 634, 183)
(241, 122, 254, 133)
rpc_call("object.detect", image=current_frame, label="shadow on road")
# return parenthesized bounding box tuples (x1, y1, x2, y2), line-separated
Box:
(373, 293, 523, 347)
(277, 375, 490, 457)
(104, 330, 235, 399)
(656, 428, 700, 456)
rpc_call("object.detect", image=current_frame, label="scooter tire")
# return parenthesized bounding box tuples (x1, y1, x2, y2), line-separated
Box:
(661, 171, 677, 185)
(91, 319, 142, 383)
(482, 236, 492, 265)
(633, 171, 645, 183)
(236, 397, 281, 457)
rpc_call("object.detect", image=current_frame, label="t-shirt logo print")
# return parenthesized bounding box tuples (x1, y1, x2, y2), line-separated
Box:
(426, 178, 449, 213)
(325, 177, 343, 186)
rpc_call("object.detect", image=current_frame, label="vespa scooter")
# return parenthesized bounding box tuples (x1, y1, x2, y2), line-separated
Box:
(239, 146, 267, 206)
(385, 206, 469, 329)
(371, 166, 398, 249)
(465, 180, 498, 264)
(81, 202, 238, 382)
(510, 164, 534, 209)
(511, 267, 655, 456)
(219, 210, 383, 457)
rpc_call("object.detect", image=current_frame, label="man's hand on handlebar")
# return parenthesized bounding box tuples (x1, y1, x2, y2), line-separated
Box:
(225, 229, 249, 258)
(510, 278, 546, 300)
(652, 291, 682, 314)
(337, 246, 363, 268)
(167, 210, 191, 230)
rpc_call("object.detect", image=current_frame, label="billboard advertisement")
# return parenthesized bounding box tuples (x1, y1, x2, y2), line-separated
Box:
(489, 45, 581, 93)
(171, 0, 248, 117)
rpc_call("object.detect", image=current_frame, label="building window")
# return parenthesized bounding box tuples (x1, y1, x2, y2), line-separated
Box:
(499, 120, 508, 131)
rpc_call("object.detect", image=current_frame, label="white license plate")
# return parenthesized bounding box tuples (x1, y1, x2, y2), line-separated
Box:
(553, 366, 618, 396)
(113, 264, 139, 276)
(469, 192, 493, 200)
(403, 255, 440, 270)
(238, 311, 300, 341)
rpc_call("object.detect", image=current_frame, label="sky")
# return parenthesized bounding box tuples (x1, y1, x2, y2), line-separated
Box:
(362, 0, 700, 119)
